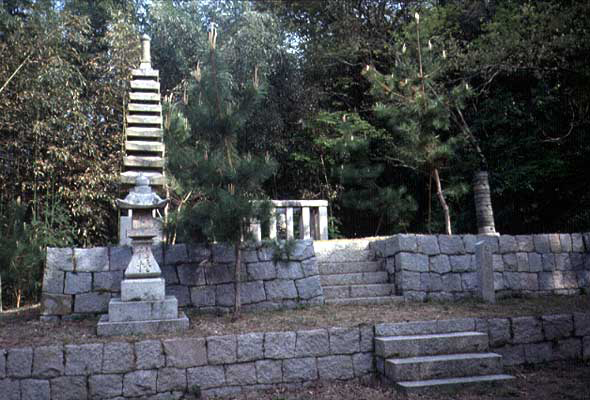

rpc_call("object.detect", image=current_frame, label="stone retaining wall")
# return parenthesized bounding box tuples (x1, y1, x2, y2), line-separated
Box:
(1, 312, 588, 399)
(370, 233, 590, 301)
(41, 240, 323, 319)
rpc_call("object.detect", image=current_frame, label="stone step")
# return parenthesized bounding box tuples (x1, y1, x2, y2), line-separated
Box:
(320, 271, 388, 286)
(124, 156, 165, 168)
(125, 141, 165, 153)
(319, 261, 382, 275)
(132, 68, 159, 78)
(130, 80, 160, 90)
(127, 115, 162, 125)
(315, 249, 373, 263)
(126, 127, 163, 138)
(120, 171, 165, 186)
(313, 239, 373, 252)
(129, 92, 161, 102)
(323, 284, 395, 299)
(385, 353, 503, 382)
(325, 296, 404, 306)
(128, 103, 162, 113)
(395, 374, 515, 394)
(375, 332, 489, 358)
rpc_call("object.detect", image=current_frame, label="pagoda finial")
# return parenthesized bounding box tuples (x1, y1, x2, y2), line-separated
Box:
(140, 34, 151, 69)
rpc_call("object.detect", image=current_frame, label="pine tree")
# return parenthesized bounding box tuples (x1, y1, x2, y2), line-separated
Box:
(165, 22, 276, 318)
(363, 12, 471, 235)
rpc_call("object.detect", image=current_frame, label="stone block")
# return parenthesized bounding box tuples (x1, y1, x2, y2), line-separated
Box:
(157, 368, 187, 392)
(50, 376, 87, 400)
(516, 252, 529, 272)
(494, 344, 525, 366)
(574, 313, 590, 336)
(121, 277, 165, 302)
(395, 252, 429, 272)
(165, 244, 188, 265)
(528, 253, 543, 272)
(438, 235, 465, 254)
(428, 291, 454, 302)
(41, 293, 73, 316)
(499, 235, 518, 253)
(570, 253, 585, 270)
(450, 255, 473, 272)
(386, 234, 417, 255)
(7, 347, 32, 378)
(187, 365, 225, 389)
(42, 268, 64, 294)
(188, 244, 210, 263)
(542, 254, 556, 271)
(360, 324, 374, 352)
(73, 292, 109, 313)
(205, 264, 234, 285)
(93, 271, 124, 292)
(110, 246, 133, 272)
(493, 255, 504, 272)
(257, 246, 274, 262)
(215, 283, 235, 307)
(163, 338, 207, 368)
(584, 336, 590, 360)
(524, 342, 552, 364)
(488, 318, 511, 347)
(248, 262, 277, 281)
(108, 296, 177, 322)
(277, 261, 304, 279)
(65, 344, 102, 376)
(461, 272, 479, 291)
(207, 335, 237, 364)
(242, 248, 259, 263)
(502, 254, 517, 271)
(290, 240, 315, 261)
(400, 270, 421, 291)
(177, 264, 205, 285)
(520, 273, 539, 291)
(559, 234, 573, 252)
(515, 235, 534, 252)
(416, 235, 440, 255)
(548, 234, 561, 252)
(317, 355, 354, 380)
(542, 314, 573, 340)
(265, 280, 297, 300)
(577, 270, 590, 288)
(554, 338, 582, 360)
(225, 363, 257, 385)
(420, 273, 442, 292)
(256, 360, 282, 384)
(167, 285, 191, 307)
(329, 327, 360, 354)
(295, 276, 323, 300)
(352, 353, 373, 376)
(494, 273, 505, 290)
(102, 342, 133, 374)
(283, 357, 317, 382)
(571, 234, 585, 252)
(135, 340, 165, 369)
(237, 333, 264, 362)
(21, 378, 50, 400)
(241, 280, 267, 304)
(190, 286, 216, 307)
(461, 234, 477, 253)
(503, 272, 520, 290)
(160, 265, 181, 286)
(0, 379, 20, 400)
(430, 255, 451, 274)
(0, 350, 5, 379)
(555, 254, 572, 271)
(46, 247, 74, 271)
(123, 370, 157, 397)
(32, 346, 63, 378)
(295, 329, 329, 357)
(512, 316, 543, 343)
(265, 332, 296, 359)
(441, 273, 462, 292)
(211, 243, 235, 263)
(533, 235, 551, 253)
(301, 259, 319, 277)
(74, 247, 108, 272)
(554, 271, 578, 289)
(89, 374, 122, 399)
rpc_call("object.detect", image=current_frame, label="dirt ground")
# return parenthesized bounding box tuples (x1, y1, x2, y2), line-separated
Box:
(0, 294, 589, 347)
(228, 359, 590, 400)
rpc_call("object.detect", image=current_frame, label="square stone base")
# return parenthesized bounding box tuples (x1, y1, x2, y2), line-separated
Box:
(121, 277, 165, 301)
(97, 312, 189, 336)
(108, 296, 178, 322)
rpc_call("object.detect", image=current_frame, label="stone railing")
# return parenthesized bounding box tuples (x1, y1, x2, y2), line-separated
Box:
(370, 233, 590, 302)
(1, 313, 588, 399)
(250, 200, 329, 241)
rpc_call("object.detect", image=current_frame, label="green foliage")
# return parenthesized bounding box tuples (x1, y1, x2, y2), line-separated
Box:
(0, 196, 74, 309)
(265, 239, 297, 266)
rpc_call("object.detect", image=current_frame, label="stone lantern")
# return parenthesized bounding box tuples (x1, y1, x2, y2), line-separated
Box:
(97, 175, 188, 336)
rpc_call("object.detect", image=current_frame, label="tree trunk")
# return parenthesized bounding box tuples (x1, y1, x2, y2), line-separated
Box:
(473, 171, 497, 235)
(233, 230, 243, 320)
(433, 168, 452, 235)
(0, 274, 3, 312)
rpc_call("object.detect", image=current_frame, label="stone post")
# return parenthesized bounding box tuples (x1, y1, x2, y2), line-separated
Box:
(286, 207, 294, 239)
(249, 219, 262, 242)
(300, 207, 311, 239)
(476, 240, 495, 303)
(318, 206, 329, 240)
(268, 211, 277, 240)
(140, 34, 151, 69)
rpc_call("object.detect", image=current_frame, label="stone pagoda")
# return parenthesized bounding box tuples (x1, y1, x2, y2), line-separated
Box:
(98, 175, 188, 336)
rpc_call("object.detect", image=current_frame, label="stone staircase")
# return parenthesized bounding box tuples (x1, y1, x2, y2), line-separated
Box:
(375, 320, 514, 393)
(314, 239, 402, 305)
